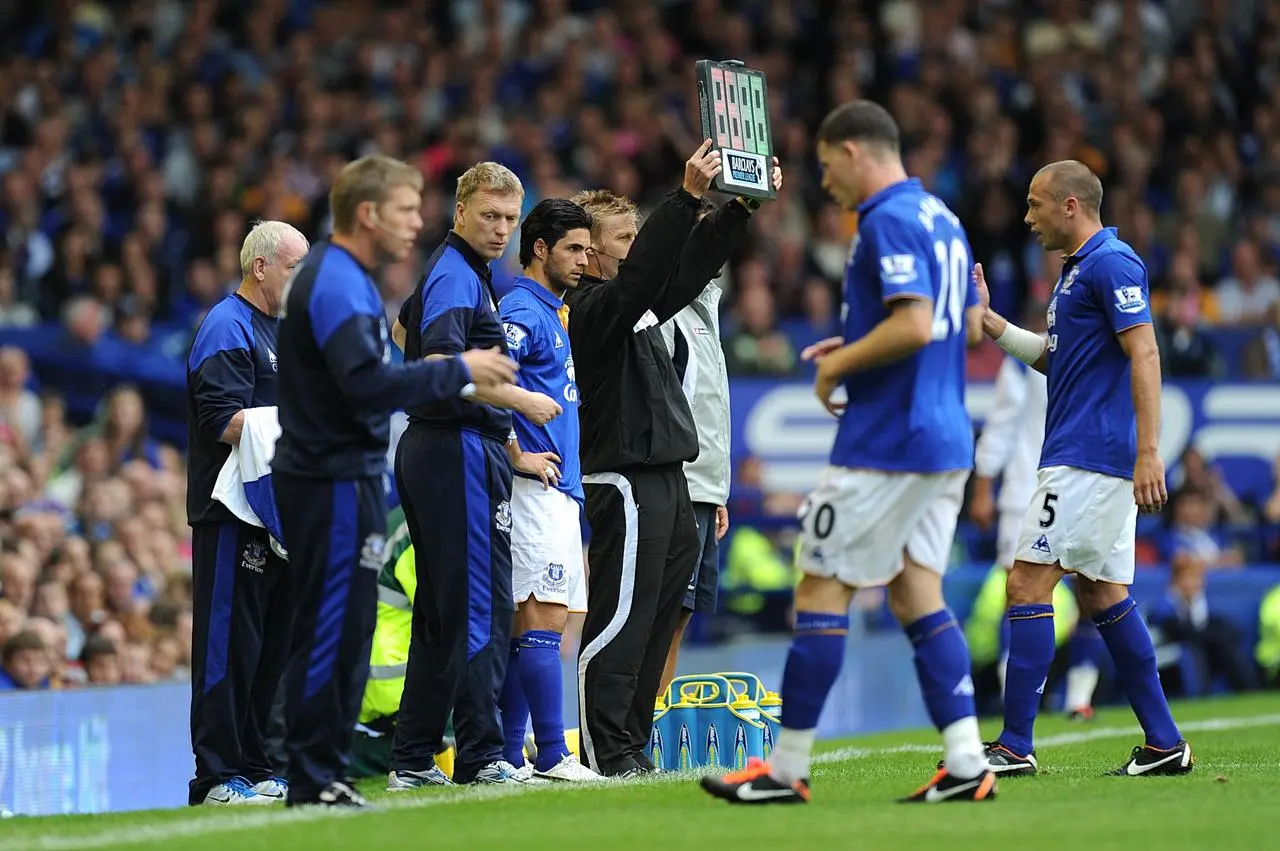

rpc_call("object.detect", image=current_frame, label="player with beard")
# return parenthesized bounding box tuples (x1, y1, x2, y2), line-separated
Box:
(494, 199, 603, 782)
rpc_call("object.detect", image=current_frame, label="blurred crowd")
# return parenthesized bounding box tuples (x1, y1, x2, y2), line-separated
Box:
(1, 0, 1279, 381)
(5, 0, 1280, 689)
(1, 353, 192, 691)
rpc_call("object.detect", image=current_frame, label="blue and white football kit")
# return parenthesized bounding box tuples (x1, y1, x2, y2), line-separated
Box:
(996, 227, 1187, 773)
(701, 179, 995, 805)
(501, 276, 587, 613)
(796, 179, 977, 586)
(1013, 228, 1149, 584)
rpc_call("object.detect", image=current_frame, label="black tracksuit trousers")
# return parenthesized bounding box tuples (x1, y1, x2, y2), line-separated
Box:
(577, 465, 699, 775)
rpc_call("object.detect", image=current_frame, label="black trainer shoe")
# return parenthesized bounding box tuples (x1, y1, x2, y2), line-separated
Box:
(285, 781, 373, 809)
(899, 768, 998, 803)
(984, 742, 1038, 776)
(1066, 706, 1094, 722)
(632, 751, 660, 773)
(700, 758, 810, 805)
(1108, 741, 1194, 776)
(936, 741, 1038, 776)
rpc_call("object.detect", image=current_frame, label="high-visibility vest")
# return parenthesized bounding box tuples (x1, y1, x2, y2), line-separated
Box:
(359, 506, 416, 724)
(1256, 584, 1280, 677)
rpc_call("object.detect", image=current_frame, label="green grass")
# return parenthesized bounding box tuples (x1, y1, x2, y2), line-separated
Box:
(8, 693, 1279, 851)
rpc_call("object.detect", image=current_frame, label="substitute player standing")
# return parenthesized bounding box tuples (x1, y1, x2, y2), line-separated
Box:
(272, 155, 518, 808)
(495, 199, 602, 782)
(701, 100, 994, 805)
(969, 160, 1192, 778)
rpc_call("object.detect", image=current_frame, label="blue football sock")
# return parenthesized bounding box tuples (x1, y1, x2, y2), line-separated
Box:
(498, 639, 528, 767)
(1094, 598, 1182, 750)
(517, 630, 571, 772)
(999, 603, 1056, 755)
(906, 609, 977, 731)
(779, 612, 848, 731)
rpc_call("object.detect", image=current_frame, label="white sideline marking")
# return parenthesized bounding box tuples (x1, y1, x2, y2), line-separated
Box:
(9, 774, 676, 851)
(812, 712, 1280, 764)
(14, 713, 1280, 851)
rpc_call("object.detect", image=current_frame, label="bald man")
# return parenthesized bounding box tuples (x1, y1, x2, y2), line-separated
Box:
(186, 220, 309, 806)
(970, 160, 1192, 779)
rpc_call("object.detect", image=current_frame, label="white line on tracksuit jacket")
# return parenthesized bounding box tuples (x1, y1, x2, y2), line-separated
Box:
(659, 281, 730, 507)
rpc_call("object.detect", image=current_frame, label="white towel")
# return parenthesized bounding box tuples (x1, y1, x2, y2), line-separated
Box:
(212, 407, 287, 559)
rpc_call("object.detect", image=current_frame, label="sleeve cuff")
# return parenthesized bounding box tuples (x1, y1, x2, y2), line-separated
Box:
(455, 354, 474, 395)
(673, 187, 702, 208)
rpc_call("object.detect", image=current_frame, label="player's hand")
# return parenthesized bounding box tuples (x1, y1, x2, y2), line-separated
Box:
(968, 480, 996, 531)
(514, 450, 562, 490)
(771, 156, 783, 193)
(973, 262, 991, 312)
(461, 347, 518, 387)
(814, 358, 846, 417)
(521, 391, 563, 426)
(1133, 450, 1168, 514)
(801, 336, 844, 362)
(683, 139, 722, 199)
(714, 505, 730, 541)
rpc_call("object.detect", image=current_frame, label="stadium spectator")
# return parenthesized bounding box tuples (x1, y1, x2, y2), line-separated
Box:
(1216, 239, 1280, 325)
(0, 630, 51, 691)
(1169, 447, 1250, 526)
(1241, 301, 1280, 379)
(1147, 559, 1259, 697)
(1166, 489, 1245, 571)
(0, 347, 40, 448)
(81, 634, 122, 687)
(1154, 276, 1225, 378)
(723, 270, 798, 377)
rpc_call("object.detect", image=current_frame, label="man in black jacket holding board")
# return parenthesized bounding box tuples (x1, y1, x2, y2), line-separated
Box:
(568, 141, 782, 777)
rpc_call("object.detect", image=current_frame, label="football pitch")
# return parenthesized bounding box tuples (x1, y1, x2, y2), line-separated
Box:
(8, 693, 1278, 851)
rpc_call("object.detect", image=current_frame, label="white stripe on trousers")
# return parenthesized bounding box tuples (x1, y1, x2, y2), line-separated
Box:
(577, 471, 640, 771)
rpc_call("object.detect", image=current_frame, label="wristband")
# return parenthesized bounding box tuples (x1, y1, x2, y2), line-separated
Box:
(994, 323, 1047, 367)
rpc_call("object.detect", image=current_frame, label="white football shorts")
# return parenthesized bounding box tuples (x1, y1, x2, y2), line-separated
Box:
(795, 467, 968, 587)
(1014, 465, 1137, 584)
(510, 476, 587, 612)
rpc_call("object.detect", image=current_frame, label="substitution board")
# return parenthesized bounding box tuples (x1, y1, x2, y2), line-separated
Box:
(695, 59, 777, 201)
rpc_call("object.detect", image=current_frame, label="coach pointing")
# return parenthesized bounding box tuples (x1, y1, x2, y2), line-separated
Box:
(569, 141, 782, 777)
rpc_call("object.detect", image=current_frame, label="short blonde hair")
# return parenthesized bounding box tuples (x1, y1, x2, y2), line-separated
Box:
(456, 162, 524, 207)
(570, 189, 637, 233)
(329, 155, 424, 236)
(239, 220, 309, 276)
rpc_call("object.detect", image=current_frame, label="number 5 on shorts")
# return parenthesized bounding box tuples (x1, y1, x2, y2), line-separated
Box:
(1039, 492, 1058, 529)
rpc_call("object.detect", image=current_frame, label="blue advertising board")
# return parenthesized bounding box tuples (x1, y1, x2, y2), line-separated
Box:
(729, 379, 1280, 503)
(0, 683, 190, 816)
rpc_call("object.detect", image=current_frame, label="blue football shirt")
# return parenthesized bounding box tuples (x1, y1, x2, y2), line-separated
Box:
(1040, 227, 1151, 479)
(830, 178, 977, 473)
(500, 276, 583, 503)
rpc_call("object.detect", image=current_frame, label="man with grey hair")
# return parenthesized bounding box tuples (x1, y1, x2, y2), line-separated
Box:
(185, 219, 308, 806)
